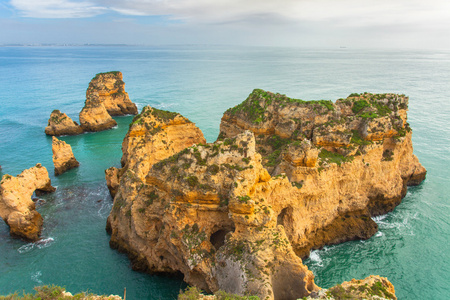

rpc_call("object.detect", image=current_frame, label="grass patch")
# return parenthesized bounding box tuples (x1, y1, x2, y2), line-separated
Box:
(319, 149, 353, 166)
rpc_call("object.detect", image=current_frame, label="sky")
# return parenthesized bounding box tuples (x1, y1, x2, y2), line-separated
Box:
(1, 0, 450, 49)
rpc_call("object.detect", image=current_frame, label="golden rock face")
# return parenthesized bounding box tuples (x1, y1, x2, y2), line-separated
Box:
(45, 110, 83, 136)
(52, 136, 79, 176)
(0, 164, 55, 241)
(45, 71, 138, 136)
(86, 71, 137, 116)
(106, 91, 424, 299)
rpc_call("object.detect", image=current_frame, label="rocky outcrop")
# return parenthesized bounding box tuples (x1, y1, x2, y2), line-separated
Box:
(52, 136, 79, 176)
(0, 164, 56, 241)
(105, 167, 120, 198)
(107, 127, 318, 299)
(305, 275, 397, 300)
(87, 71, 137, 116)
(106, 90, 425, 299)
(44, 110, 83, 136)
(45, 71, 137, 135)
(219, 89, 426, 258)
(79, 92, 117, 132)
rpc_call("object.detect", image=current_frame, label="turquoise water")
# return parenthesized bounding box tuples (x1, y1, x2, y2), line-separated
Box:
(0, 46, 449, 299)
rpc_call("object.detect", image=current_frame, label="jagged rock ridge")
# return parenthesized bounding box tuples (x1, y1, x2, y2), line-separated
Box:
(219, 89, 426, 257)
(106, 89, 425, 299)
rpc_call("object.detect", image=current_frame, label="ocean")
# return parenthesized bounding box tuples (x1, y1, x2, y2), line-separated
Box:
(0, 46, 449, 299)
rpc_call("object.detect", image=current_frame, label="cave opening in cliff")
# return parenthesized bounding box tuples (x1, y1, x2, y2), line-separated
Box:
(210, 227, 234, 250)
(277, 206, 294, 239)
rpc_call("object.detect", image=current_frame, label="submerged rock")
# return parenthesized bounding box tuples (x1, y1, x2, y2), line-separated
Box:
(0, 164, 55, 241)
(106, 90, 425, 299)
(52, 136, 79, 176)
(79, 92, 117, 132)
(44, 110, 83, 136)
(87, 71, 138, 116)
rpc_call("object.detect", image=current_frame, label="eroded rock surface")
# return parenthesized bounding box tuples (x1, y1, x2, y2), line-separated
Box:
(305, 275, 397, 300)
(106, 90, 425, 299)
(87, 71, 137, 116)
(219, 89, 427, 257)
(45, 110, 83, 136)
(79, 92, 117, 132)
(0, 164, 55, 241)
(52, 136, 79, 176)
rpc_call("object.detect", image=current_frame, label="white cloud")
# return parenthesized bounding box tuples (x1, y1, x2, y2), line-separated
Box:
(10, 0, 107, 18)
(9, 0, 450, 24)
(6, 0, 450, 48)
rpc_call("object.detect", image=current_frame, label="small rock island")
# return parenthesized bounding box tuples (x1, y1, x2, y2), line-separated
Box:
(105, 89, 425, 299)
(0, 164, 55, 241)
(45, 71, 137, 136)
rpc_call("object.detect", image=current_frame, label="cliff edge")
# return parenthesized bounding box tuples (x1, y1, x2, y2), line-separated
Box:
(106, 90, 425, 299)
(219, 89, 426, 257)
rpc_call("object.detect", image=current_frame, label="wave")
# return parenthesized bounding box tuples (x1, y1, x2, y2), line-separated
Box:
(18, 237, 55, 254)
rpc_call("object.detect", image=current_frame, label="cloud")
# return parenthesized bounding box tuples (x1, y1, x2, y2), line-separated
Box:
(6, 0, 450, 48)
(9, 0, 449, 23)
(10, 0, 107, 18)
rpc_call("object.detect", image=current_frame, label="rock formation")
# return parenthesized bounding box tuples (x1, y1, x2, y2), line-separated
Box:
(305, 275, 397, 300)
(219, 89, 426, 258)
(44, 110, 83, 136)
(0, 164, 56, 241)
(87, 71, 138, 116)
(45, 71, 138, 135)
(106, 90, 425, 299)
(52, 136, 80, 176)
(79, 92, 118, 132)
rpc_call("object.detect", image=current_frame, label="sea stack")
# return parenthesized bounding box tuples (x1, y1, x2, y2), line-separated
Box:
(105, 90, 425, 299)
(79, 92, 117, 132)
(0, 164, 56, 241)
(45, 71, 138, 135)
(87, 71, 138, 116)
(45, 110, 83, 136)
(52, 136, 80, 176)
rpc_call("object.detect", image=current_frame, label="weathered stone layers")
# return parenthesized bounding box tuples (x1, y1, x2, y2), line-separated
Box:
(106, 90, 425, 300)
(79, 92, 118, 132)
(107, 128, 319, 299)
(52, 136, 79, 176)
(87, 71, 137, 116)
(0, 164, 55, 241)
(45, 110, 83, 136)
(305, 275, 397, 300)
(219, 89, 426, 258)
(45, 71, 138, 136)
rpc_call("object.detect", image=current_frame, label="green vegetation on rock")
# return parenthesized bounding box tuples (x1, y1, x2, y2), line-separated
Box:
(0, 285, 120, 300)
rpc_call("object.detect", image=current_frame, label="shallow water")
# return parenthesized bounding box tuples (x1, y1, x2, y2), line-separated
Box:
(0, 46, 449, 299)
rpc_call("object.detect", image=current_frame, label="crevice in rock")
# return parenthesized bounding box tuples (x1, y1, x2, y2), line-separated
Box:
(210, 226, 235, 251)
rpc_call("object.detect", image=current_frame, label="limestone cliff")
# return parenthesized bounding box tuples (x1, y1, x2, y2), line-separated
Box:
(87, 71, 138, 116)
(0, 164, 55, 241)
(45, 110, 83, 136)
(52, 136, 80, 176)
(219, 89, 426, 257)
(305, 275, 397, 300)
(107, 128, 318, 299)
(79, 92, 117, 132)
(106, 90, 425, 299)
(105, 105, 206, 198)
